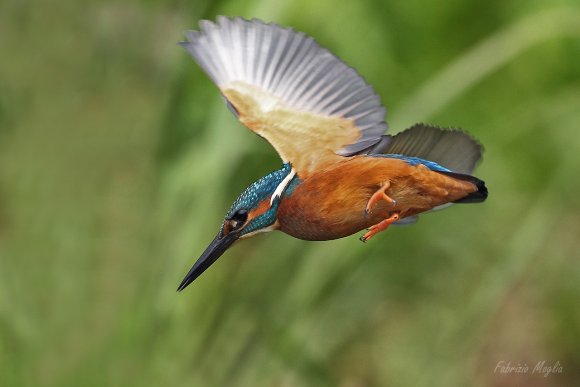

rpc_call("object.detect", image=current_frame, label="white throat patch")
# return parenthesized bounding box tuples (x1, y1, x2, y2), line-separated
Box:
(240, 221, 279, 239)
(270, 168, 296, 205)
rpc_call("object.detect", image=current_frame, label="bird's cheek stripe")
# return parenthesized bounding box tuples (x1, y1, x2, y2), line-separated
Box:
(248, 199, 271, 220)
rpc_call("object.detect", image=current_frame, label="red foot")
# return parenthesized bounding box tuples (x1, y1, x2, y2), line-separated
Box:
(360, 212, 400, 242)
(365, 181, 397, 216)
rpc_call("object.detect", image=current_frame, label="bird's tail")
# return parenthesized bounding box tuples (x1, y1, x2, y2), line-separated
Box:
(438, 171, 488, 203)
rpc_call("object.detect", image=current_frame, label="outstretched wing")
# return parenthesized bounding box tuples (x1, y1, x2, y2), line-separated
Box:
(181, 16, 388, 176)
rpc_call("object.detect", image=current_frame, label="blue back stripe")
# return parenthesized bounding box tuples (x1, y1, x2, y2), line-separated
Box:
(371, 154, 452, 172)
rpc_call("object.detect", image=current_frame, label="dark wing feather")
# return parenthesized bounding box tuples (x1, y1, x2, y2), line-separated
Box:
(355, 123, 483, 174)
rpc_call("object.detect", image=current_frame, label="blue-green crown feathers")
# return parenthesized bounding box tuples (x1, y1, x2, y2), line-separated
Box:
(226, 163, 294, 235)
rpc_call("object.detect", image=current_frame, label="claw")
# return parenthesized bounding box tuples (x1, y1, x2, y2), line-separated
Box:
(365, 181, 397, 215)
(360, 212, 400, 242)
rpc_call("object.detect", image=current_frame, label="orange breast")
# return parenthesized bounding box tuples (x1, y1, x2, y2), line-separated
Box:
(277, 156, 478, 241)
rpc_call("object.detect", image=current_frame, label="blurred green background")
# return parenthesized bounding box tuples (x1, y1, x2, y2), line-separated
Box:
(1, 0, 579, 386)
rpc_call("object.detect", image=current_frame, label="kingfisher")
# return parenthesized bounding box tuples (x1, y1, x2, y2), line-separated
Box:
(177, 16, 488, 291)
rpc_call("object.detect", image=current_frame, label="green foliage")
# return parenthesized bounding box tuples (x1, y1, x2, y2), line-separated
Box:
(1, 0, 579, 386)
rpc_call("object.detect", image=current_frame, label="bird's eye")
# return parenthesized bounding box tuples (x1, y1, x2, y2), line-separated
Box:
(229, 209, 248, 230)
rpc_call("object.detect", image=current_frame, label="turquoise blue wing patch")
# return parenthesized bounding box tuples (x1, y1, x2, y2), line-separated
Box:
(372, 154, 452, 172)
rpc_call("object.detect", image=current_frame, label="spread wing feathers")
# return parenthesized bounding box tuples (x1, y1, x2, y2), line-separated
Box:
(361, 124, 483, 174)
(180, 16, 388, 174)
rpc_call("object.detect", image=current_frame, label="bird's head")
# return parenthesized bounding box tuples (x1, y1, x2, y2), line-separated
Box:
(177, 164, 297, 291)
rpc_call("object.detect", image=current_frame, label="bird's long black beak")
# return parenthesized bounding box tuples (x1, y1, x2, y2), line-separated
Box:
(177, 230, 238, 292)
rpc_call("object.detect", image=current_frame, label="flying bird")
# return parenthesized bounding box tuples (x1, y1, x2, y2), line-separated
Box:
(177, 16, 488, 291)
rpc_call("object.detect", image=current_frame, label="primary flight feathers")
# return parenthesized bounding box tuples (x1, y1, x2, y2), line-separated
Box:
(180, 16, 389, 173)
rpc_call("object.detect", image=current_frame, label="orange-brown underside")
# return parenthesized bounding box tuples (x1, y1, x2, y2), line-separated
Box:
(277, 156, 478, 241)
